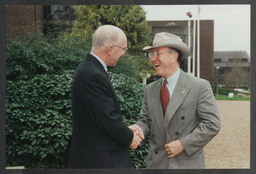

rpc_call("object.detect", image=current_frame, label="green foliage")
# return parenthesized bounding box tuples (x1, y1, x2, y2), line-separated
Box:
(110, 53, 154, 81)
(218, 88, 237, 96)
(129, 53, 155, 80)
(214, 88, 250, 100)
(113, 73, 144, 121)
(71, 5, 152, 54)
(6, 31, 86, 168)
(130, 139, 149, 169)
(6, 31, 149, 168)
(112, 73, 148, 169)
(6, 70, 148, 168)
(6, 33, 88, 80)
(215, 94, 250, 101)
(70, 5, 154, 81)
(109, 56, 137, 77)
(6, 72, 73, 168)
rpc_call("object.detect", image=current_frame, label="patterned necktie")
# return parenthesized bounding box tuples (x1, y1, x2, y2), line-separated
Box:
(160, 79, 170, 116)
(107, 70, 113, 85)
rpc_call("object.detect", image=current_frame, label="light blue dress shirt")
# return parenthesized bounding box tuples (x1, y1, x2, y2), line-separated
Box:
(90, 52, 108, 72)
(162, 68, 181, 100)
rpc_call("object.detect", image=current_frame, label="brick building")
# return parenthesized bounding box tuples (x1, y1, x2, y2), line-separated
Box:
(6, 5, 75, 37)
(6, 5, 44, 37)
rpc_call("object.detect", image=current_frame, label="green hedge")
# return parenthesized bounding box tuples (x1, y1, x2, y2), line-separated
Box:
(6, 32, 148, 168)
(218, 88, 238, 96)
(6, 34, 87, 81)
(6, 72, 73, 168)
(113, 73, 148, 169)
(6, 71, 147, 168)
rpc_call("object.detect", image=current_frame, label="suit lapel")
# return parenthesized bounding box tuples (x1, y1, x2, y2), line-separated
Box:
(164, 71, 191, 132)
(151, 80, 166, 139)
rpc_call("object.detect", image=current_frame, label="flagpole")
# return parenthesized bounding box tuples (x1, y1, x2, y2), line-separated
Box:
(197, 5, 200, 78)
(192, 18, 196, 76)
(187, 12, 192, 74)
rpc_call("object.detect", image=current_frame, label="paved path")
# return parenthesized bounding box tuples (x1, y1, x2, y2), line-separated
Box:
(204, 100, 250, 169)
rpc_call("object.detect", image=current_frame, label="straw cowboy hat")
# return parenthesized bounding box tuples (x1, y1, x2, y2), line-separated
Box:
(143, 32, 191, 59)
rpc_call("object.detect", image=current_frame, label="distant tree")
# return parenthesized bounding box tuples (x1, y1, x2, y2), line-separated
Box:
(71, 5, 151, 53)
(222, 59, 250, 88)
(69, 5, 154, 80)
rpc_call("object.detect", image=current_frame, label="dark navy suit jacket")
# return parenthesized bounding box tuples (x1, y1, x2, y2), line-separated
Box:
(66, 54, 133, 168)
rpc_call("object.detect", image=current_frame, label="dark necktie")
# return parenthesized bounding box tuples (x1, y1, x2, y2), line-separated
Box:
(107, 70, 113, 85)
(160, 79, 170, 116)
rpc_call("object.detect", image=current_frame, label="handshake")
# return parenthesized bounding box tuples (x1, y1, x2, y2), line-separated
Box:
(128, 124, 144, 149)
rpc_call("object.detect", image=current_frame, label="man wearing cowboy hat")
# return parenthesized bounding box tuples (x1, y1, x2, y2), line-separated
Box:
(129, 32, 220, 169)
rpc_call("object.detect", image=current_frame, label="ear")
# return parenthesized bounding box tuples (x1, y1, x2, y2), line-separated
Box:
(175, 52, 180, 59)
(169, 52, 177, 64)
(107, 45, 113, 55)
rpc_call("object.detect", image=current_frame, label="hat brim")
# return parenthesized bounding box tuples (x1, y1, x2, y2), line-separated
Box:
(143, 40, 191, 59)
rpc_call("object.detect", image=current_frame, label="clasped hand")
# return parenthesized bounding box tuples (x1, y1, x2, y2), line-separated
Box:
(129, 124, 144, 149)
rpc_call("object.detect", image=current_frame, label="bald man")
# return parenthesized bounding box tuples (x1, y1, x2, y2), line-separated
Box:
(65, 25, 143, 168)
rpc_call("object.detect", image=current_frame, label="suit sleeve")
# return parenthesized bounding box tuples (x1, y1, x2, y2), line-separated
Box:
(180, 80, 221, 156)
(74, 72, 133, 147)
(136, 88, 151, 138)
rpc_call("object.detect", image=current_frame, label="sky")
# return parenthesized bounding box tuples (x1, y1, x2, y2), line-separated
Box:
(141, 5, 250, 57)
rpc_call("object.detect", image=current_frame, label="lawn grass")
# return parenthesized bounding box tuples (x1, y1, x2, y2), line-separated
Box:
(215, 94, 250, 101)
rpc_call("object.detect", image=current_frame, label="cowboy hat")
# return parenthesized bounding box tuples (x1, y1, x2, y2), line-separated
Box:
(143, 32, 191, 59)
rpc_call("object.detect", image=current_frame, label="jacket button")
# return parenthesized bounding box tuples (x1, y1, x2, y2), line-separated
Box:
(175, 132, 179, 136)
(155, 151, 158, 154)
(181, 116, 185, 120)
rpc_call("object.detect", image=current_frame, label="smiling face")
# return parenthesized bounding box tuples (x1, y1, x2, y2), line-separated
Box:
(150, 47, 180, 79)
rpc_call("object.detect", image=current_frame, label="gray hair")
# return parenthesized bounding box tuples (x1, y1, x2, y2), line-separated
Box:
(91, 25, 125, 51)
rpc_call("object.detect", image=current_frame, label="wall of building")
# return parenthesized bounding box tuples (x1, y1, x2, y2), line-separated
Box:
(198, 20, 214, 81)
(6, 5, 44, 37)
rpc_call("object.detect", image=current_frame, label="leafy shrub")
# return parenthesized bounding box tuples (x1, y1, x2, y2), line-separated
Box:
(110, 53, 154, 82)
(6, 71, 148, 168)
(6, 32, 87, 168)
(6, 32, 149, 168)
(109, 56, 137, 78)
(113, 73, 148, 168)
(6, 72, 73, 168)
(218, 88, 237, 96)
(6, 33, 87, 80)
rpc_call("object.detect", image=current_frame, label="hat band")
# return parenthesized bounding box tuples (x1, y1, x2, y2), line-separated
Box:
(153, 38, 181, 47)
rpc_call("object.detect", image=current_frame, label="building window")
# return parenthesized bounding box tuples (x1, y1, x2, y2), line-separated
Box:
(43, 5, 76, 35)
(214, 58, 222, 62)
(44, 5, 76, 21)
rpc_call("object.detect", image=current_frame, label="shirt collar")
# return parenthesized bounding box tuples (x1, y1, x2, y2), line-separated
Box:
(162, 68, 181, 86)
(90, 52, 108, 72)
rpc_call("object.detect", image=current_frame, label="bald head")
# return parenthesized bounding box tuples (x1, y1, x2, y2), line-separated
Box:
(91, 25, 126, 52)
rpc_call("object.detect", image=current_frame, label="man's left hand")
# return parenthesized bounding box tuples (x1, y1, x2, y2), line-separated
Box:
(164, 140, 184, 158)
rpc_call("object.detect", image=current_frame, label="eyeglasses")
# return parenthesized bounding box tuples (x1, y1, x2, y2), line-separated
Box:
(113, 45, 128, 53)
(148, 50, 176, 59)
